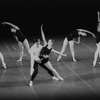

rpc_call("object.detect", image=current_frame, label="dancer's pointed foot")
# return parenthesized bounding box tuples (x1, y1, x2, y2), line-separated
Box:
(17, 58, 22, 62)
(73, 59, 77, 62)
(29, 81, 33, 87)
(58, 76, 64, 81)
(93, 61, 96, 67)
(52, 76, 59, 81)
(3, 63, 6, 69)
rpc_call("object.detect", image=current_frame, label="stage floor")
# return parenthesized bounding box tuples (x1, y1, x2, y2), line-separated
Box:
(0, 37, 100, 100)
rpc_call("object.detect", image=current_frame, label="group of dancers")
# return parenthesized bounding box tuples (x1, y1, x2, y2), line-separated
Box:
(0, 11, 100, 86)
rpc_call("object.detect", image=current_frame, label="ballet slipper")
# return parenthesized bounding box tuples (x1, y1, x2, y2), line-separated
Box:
(58, 76, 64, 81)
(52, 76, 59, 81)
(29, 81, 33, 87)
(3, 63, 6, 69)
(93, 61, 96, 67)
(73, 59, 77, 62)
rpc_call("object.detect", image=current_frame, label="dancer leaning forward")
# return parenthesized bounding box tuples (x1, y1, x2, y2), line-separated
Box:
(57, 28, 95, 62)
(1, 22, 30, 62)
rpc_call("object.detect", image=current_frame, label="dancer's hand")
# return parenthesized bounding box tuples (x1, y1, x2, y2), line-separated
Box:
(1, 22, 6, 25)
(41, 24, 43, 29)
(63, 54, 67, 57)
(43, 55, 49, 58)
(97, 11, 99, 14)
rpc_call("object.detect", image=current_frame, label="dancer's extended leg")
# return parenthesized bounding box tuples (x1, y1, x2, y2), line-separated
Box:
(17, 41, 24, 61)
(69, 41, 76, 61)
(23, 39, 30, 54)
(93, 43, 100, 67)
(57, 38, 68, 62)
(0, 52, 6, 69)
(45, 61, 64, 80)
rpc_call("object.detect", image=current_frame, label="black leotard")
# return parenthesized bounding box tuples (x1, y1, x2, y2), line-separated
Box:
(95, 32, 100, 44)
(67, 30, 80, 41)
(96, 23, 100, 43)
(39, 45, 52, 64)
(14, 30, 26, 42)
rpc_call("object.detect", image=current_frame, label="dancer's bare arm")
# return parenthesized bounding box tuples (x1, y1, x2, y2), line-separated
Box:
(77, 29, 96, 38)
(1, 22, 19, 30)
(97, 11, 100, 23)
(52, 49, 66, 56)
(74, 37, 80, 44)
(41, 24, 47, 46)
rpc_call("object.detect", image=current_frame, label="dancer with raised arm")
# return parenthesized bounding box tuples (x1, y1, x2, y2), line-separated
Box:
(29, 25, 66, 86)
(0, 52, 6, 69)
(29, 39, 60, 86)
(57, 29, 95, 62)
(93, 11, 100, 67)
(1, 22, 30, 62)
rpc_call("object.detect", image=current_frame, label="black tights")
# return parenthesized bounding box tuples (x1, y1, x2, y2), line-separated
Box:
(31, 61, 54, 81)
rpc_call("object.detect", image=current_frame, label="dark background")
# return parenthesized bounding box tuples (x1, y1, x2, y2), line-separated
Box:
(0, 0, 100, 40)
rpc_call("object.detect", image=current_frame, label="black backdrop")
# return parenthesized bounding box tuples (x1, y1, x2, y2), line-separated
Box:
(0, 0, 100, 40)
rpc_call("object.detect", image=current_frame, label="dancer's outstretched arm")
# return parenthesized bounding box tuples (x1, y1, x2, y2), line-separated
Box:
(1, 22, 19, 30)
(40, 24, 47, 46)
(52, 49, 66, 57)
(97, 11, 100, 23)
(77, 29, 96, 38)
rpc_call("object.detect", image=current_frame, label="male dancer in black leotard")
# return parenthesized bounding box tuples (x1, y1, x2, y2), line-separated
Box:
(57, 29, 95, 62)
(29, 25, 66, 86)
(1, 22, 30, 62)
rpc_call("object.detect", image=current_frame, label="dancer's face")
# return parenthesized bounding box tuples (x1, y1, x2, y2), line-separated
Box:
(48, 39, 54, 46)
(36, 39, 40, 46)
(79, 32, 87, 36)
